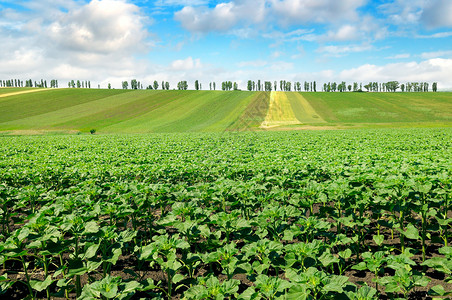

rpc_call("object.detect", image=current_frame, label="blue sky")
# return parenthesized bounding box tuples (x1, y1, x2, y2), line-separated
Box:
(1, 0, 452, 89)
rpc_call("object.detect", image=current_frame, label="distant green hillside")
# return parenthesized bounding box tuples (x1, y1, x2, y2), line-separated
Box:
(302, 92, 452, 128)
(0, 88, 450, 134)
(0, 88, 267, 133)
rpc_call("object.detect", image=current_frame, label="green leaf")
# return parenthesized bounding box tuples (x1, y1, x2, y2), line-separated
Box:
(421, 257, 452, 274)
(54, 266, 66, 278)
(139, 278, 159, 292)
(373, 234, 384, 246)
(17, 227, 30, 243)
(428, 285, 449, 296)
(351, 261, 367, 271)
(172, 274, 185, 284)
(419, 182, 432, 194)
(119, 230, 137, 243)
(82, 243, 99, 260)
(319, 250, 339, 267)
(184, 285, 208, 299)
(413, 274, 430, 287)
(68, 266, 88, 276)
(286, 285, 309, 300)
(56, 278, 71, 288)
(98, 275, 120, 298)
(238, 286, 260, 300)
(439, 246, 452, 257)
(79, 284, 99, 300)
(222, 279, 240, 295)
(105, 247, 122, 265)
(175, 239, 190, 249)
(86, 260, 102, 272)
(101, 284, 118, 298)
(283, 230, 294, 241)
(120, 280, 142, 294)
(27, 240, 41, 249)
(437, 217, 452, 226)
(0, 274, 14, 294)
(30, 275, 52, 292)
(252, 261, 270, 275)
(322, 275, 349, 293)
(345, 285, 377, 300)
(277, 280, 292, 292)
(403, 224, 420, 240)
(284, 252, 297, 269)
(83, 221, 100, 235)
(339, 248, 352, 259)
(4, 249, 28, 259)
(139, 244, 157, 260)
(285, 268, 302, 282)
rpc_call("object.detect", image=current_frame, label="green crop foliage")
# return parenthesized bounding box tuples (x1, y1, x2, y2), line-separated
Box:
(0, 128, 450, 299)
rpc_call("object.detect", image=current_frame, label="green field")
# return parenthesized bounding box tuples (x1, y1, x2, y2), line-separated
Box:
(0, 88, 37, 95)
(302, 92, 452, 127)
(1, 88, 451, 298)
(0, 129, 451, 299)
(0, 89, 263, 133)
(0, 88, 451, 134)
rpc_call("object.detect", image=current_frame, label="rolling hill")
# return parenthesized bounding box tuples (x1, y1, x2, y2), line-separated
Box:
(0, 88, 450, 134)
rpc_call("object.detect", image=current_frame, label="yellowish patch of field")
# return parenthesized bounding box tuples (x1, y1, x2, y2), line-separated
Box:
(287, 93, 326, 123)
(0, 88, 50, 98)
(0, 129, 81, 135)
(261, 91, 301, 128)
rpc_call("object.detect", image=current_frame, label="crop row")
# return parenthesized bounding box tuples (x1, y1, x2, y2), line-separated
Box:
(0, 128, 451, 299)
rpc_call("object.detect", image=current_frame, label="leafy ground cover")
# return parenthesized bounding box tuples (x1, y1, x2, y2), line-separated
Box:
(0, 128, 451, 299)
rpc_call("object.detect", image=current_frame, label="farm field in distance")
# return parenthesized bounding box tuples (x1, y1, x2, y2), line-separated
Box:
(0, 88, 451, 134)
(0, 128, 451, 299)
(2, 0, 452, 299)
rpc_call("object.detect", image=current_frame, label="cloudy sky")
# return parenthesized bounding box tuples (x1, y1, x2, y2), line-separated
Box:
(1, 0, 452, 90)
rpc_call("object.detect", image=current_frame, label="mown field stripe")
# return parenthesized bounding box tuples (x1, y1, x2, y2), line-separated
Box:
(0, 88, 44, 97)
(102, 90, 210, 133)
(261, 91, 300, 128)
(50, 90, 179, 131)
(0, 90, 168, 130)
(301, 92, 452, 124)
(0, 89, 132, 124)
(0, 88, 450, 133)
(194, 91, 256, 132)
(287, 92, 326, 123)
(107, 91, 256, 133)
(227, 92, 270, 131)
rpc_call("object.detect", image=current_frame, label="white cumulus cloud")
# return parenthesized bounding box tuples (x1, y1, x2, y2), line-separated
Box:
(47, 0, 150, 54)
(174, 0, 366, 34)
(170, 57, 202, 71)
(0, 0, 153, 87)
(270, 0, 365, 26)
(174, 1, 266, 33)
(339, 58, 452, 90)
(420, 51, 452, 59)
(237, 60, 268, 68)
(322, 25, 360, 42)
(317, 44, 373, 57)
(421, 0, 452, 28)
